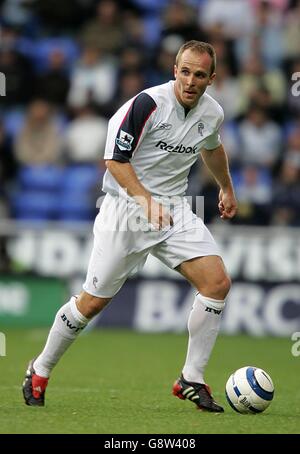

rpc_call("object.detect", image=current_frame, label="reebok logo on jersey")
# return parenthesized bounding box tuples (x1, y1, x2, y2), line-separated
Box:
(156, 140, 197, 154)
(116, 130, 134, 151)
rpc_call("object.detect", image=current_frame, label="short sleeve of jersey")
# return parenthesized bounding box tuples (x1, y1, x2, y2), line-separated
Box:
(203, 107, 224, 151)
(105, 93, 157, 162)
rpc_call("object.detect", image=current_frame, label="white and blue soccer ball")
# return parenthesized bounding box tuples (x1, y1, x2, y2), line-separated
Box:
(225, 366, 274, 414)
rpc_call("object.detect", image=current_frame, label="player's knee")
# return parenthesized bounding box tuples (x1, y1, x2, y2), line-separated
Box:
(205, 274, 231, 300)
(217, 274, 231, 299)
(76, 292, 111, 318)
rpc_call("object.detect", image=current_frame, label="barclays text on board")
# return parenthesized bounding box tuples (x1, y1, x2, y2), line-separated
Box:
(2, 225, 300, 336)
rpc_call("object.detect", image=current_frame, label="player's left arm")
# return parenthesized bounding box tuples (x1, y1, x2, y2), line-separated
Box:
(200, 144, 238, 220)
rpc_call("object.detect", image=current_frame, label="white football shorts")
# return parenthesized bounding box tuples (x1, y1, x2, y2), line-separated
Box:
(83, 193, 221, 297)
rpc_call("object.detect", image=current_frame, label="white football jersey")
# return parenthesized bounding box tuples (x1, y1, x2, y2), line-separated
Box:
(103, 80, 224, 198)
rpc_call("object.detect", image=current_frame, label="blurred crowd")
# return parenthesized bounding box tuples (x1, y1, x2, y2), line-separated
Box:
(0, 0, 300, 227)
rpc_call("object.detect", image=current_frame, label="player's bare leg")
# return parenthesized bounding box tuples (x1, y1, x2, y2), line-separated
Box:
(22, 291, 111, 406)
(76, 291, 111, 317)
(178, 255, 231, 300)
(172, 255, 230, 412)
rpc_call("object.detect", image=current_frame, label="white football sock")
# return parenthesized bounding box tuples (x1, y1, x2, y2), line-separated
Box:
(182, 293, 225, 384)
(33, 296, 89, 378)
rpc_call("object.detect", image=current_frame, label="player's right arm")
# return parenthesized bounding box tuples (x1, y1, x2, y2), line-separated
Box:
(104, 92, 172, 230)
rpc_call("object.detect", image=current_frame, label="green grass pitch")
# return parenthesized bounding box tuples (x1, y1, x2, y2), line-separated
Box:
(0, 329, 299, 434)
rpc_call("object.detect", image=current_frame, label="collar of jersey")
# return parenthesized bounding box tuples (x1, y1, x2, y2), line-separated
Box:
(169, 80, 202, 120)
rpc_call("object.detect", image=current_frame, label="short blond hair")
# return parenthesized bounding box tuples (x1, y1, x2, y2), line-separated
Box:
(175, 40, 216, 76)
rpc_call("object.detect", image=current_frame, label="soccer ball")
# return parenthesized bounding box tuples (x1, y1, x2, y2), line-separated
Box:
(225, 366, 274, 414)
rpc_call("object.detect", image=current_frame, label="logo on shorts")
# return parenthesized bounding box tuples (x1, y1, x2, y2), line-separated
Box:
(116, 130, 134, 151)
(93, 277, 98, 289)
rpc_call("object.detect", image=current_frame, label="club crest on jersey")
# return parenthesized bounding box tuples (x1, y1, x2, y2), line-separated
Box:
(116, 130, 134, 151)
(198, 122, 204, 136)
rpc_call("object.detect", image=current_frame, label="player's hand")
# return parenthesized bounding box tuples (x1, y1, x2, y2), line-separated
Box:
(146, 199, 174, 230)
(218, 189, 238, 220)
